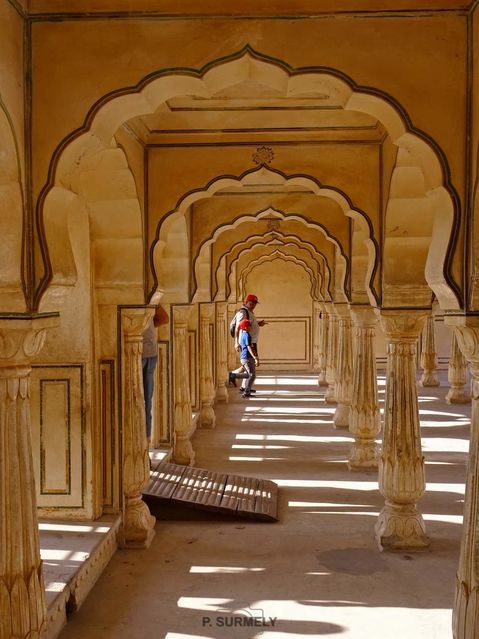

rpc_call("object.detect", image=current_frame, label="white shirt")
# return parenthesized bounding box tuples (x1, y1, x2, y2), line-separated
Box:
(235, 306, 260, 343)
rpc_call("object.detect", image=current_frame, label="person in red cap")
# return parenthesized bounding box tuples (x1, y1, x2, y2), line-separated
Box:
(230, 293, 267, 394)
(228, 319, 258, 397)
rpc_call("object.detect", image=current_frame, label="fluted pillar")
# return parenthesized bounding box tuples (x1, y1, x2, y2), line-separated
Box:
(348, 307, 381, 469)
(119, 308, 155, 548)
(312, 301, 321, 372)
(324, 304, 338, 404)
(375, 311, 429, 552)
(172, 306, 195, 465)
(199, 304, 216, 428)
(446, 330, 471, 404)
(215, 302, 229, 403)
(448, 320, 479, 639)
(0, 314, 58, 639)
(227, 303, 238, 372)
(419, 313, 440, 387)
(333, 305, 353, 428)
(317, 303, 328, 387)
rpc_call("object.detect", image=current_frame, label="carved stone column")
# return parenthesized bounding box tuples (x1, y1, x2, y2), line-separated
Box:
(324, 304, 338, 404)
(419, 313, 440, 387)
(199, 304, 216, 428)
(0, 314, 58, 639)
(119, 308, 155, 549)
(312, 301, 321, 372)
(375, 311, 429, 552)
(172, 306, 195, 465)
(448, 320, 479, 639)
(446, 330, 471, 404)
(215, 302, 229, 403)
(348, 307, 381, 469)
(227, 303, 237, 372)
(317, 303, 328, 387)
(333, 305, 353, 428)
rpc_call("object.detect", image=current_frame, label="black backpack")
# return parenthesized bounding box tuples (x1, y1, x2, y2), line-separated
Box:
(229, 307, 250, 337)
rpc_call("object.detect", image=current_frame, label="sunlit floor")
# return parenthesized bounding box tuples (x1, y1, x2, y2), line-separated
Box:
(58, 371, 469, 639)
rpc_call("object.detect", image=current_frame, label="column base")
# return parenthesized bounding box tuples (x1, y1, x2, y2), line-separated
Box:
(324, 385, 337, 404)
(348, 440, 379, 470)
(419, 372, 440, 387)
(445, 387, 471, 404)
(215, 385, 229, 403)
(333, 403, 350, 428)
(317, 371, 328, 387)
(375, 502, 430, 552)
(118, 496, 156, 549)
(173, 436, 195, 466)
(453, 577, 478, 639)
(200, 404, 216, 429)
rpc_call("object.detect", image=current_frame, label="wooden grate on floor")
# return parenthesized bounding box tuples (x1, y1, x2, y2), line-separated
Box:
(143, 461, 278, 522)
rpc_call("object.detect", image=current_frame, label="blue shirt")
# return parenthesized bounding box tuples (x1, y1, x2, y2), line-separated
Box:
(239, 330, 253, 360)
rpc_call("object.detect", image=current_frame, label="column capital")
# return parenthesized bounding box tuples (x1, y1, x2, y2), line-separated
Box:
(121, 307, 153, 337)
(445, 316, 479, 370)
(173, 304, 193, 326)
(200, 303, 215, 322)
(0, 313, 59, 365)
(216, 301, 228, 316)
(379, 310, 427, 340)
(333, 303, 351, 319)
(350, 305, 378, 328)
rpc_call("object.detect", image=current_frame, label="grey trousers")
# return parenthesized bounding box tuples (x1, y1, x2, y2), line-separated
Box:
(236, 357, 256, 392)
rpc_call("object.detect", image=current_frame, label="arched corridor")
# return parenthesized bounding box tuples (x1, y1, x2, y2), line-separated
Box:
(52, 371, 469, 639)
(2, 3, 479, 638)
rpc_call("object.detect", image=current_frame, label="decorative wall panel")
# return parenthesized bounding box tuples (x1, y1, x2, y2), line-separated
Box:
(100, 360, 115, 509)
(259, 317, 311, 367)
(31, 365, 85, 509)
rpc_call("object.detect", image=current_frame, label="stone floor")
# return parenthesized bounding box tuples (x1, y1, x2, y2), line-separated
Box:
(57, 371, 469, 639)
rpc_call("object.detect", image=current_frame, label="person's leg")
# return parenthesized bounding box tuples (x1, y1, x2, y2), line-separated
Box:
(248, 344, 258, 391)
(142, 356, 158, 445)
(229, 362, 247, 386)
(242, 358, 256, 397)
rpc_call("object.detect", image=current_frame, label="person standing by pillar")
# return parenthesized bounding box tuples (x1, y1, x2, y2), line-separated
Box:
(229, 319, 259, 398)
(230, 293, 267, 393)
(142, 304, 169, 447)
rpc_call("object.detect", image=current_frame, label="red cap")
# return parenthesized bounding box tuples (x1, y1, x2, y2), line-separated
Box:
(238, 319, 251, 330)
(245, 294, 259, 303)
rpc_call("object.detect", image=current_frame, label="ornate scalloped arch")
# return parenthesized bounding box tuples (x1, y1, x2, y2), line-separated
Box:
(0, 99, 26, 312)
(35, 46, 460, 310)
(190, 203, 350, 303)
(240, 252, 320, 301)
(213, 233, 331, 301)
